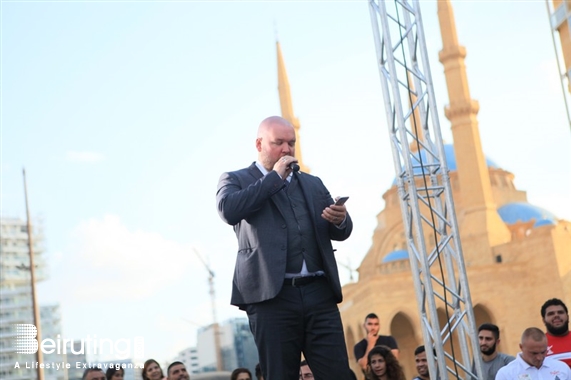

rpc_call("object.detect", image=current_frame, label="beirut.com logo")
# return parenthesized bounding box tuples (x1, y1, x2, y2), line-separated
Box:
(14, 324, 145, 360)
(15, 324, 38, 354)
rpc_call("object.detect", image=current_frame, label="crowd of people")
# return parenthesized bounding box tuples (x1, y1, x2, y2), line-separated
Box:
(80, 360, 189, 380)
(348, 298, 571, 380)
(77, 297, 569, 380)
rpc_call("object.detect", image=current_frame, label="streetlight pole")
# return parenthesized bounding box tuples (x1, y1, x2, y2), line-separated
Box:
(23, 168, 44, 380)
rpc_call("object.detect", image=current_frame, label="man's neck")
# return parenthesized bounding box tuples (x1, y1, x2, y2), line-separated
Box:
(255, 161, 270, 175)
(482, 351, 498, 362)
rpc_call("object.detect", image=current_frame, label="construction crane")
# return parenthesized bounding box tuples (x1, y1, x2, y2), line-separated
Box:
(367, 1, 483, 379)
(545, 0, 571, 131)
(192, 247, 223, 371)
(338, 258, 357, 283)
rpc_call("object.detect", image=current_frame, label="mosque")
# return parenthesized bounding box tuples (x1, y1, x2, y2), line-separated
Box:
(275, 0, 571, 378)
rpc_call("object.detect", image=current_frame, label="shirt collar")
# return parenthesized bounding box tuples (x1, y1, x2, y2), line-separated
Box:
(516, 353, 551, 370)
(255, 161, 269, 175)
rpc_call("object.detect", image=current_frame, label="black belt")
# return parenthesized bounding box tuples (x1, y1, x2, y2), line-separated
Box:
(283, 275, 325, 287)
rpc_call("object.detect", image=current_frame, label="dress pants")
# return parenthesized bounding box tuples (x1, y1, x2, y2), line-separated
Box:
(246, 276, 351, 380)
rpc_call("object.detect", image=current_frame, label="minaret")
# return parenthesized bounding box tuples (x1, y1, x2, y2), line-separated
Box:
(407, 73, 424, 152)
(437, 0, 510, 260)
(276, 41, 310, 173)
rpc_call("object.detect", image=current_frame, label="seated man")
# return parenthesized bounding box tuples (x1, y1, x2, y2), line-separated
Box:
(166, 361, 189, 380)
(413, 346, 430, 380)
(496, 327, 570, 380)
(83, 368, 105, 380)
(300, 360, 313, 380)
(470, 323, 514, 380)
(541, 298, 571, 368)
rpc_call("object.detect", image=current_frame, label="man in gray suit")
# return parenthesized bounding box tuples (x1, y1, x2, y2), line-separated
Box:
(217, 116, 353, 380)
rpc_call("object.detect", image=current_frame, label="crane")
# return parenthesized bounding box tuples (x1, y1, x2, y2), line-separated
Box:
(545, 0, 571, 131)
(192, 247, 223, 371)
(367, 1, 483, 379)
(337, 258, 357, 283)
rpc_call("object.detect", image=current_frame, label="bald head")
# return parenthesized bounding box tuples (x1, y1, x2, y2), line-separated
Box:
(521, 327, 546, 343)
(255, 116, 296, 171)
(519, 327, 548, 369)
(257, 116, 294, 138)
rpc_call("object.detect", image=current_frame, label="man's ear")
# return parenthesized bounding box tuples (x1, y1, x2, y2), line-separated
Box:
(256, 138, 262, 152)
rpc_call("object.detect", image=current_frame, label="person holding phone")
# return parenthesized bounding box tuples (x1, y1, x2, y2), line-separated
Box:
(216, 116, 353, 380)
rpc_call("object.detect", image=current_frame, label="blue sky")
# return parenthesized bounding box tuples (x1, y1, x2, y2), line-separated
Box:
(2, 0, 570, 367)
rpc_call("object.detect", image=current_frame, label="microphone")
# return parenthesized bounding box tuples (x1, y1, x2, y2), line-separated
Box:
(289, 163, 300, 172)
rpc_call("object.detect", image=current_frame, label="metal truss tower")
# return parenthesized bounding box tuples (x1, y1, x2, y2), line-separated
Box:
(368, 1, 484, 378)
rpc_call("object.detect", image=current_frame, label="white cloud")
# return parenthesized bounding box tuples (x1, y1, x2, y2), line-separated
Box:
(66, 151, 105, 163)
(69, 215, 197, 300)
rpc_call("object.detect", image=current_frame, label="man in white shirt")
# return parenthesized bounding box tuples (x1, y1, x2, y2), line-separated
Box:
(495, 327, 571, 380)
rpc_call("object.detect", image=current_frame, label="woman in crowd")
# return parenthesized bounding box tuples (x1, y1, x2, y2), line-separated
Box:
(106, 367, 124, 380)
(231, 367, 252, 380)
(367, 345, 406, 380)
(143, 359, 165, 380)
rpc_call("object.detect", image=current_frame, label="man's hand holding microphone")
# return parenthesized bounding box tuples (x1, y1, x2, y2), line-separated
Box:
(273, 155, 299, 179)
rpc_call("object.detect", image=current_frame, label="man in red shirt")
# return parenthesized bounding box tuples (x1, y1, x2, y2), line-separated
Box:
(541, 298, 571, 368)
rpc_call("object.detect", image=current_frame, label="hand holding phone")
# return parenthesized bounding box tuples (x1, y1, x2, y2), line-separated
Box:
(335, 196, 349, 206)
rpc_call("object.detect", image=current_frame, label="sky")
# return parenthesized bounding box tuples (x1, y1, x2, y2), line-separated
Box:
(2, 0, 571, 368)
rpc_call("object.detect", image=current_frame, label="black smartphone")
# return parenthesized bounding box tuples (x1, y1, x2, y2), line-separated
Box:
(335, 196, 350, 206)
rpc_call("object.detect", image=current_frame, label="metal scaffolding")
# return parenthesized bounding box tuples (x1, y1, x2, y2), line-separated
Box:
(367, 1, 483, 378)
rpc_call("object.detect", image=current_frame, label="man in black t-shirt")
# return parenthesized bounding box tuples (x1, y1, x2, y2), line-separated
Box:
(353, 313, 399, 373)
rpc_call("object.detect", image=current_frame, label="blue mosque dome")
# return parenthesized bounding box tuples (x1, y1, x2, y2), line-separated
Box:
(497, 202, 557, 228)
(435, 144, 499, 171)
(382, 249, 409, 263)
(392, 144, 499, 185)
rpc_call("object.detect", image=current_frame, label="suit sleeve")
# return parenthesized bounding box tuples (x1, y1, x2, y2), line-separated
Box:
(216, 170, 284, 225)
(328, 214, 352, 242)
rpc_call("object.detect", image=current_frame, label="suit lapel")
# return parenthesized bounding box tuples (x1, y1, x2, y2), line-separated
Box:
(247, 162, 263, 181)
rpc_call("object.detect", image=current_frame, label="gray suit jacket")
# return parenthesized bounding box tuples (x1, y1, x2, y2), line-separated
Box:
(216, 162, 352, 307)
